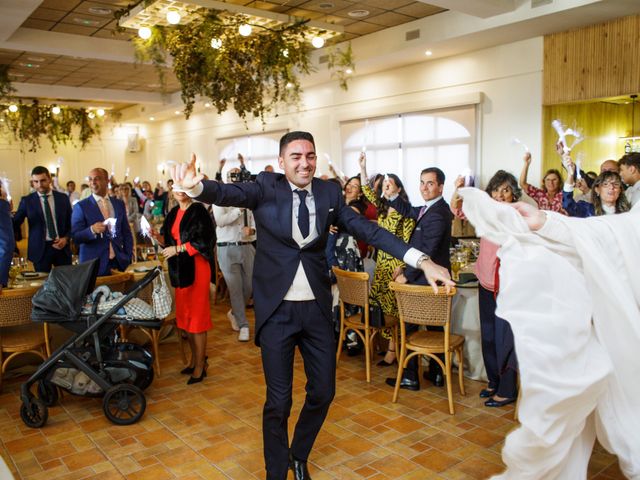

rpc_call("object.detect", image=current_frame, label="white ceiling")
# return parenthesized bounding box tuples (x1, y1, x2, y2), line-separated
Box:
(1, 0, 639, 120)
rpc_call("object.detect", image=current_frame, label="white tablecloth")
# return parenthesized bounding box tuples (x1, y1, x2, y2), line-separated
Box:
(451, 283, 487, 382)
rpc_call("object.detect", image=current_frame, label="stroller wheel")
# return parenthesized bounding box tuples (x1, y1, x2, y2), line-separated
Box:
(38, 380, 59, 407)
(103, 384, 146, 426)
(20, 398, 48, 428)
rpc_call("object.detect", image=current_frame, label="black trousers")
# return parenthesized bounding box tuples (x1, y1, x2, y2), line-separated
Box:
(478, 285, 518, 398)
(33, 242, 71, 273)
(259, 300, 336, 480)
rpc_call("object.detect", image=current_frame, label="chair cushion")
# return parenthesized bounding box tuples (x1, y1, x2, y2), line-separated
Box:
(1, 325, 47, 353)
(406, 331, 464, 352)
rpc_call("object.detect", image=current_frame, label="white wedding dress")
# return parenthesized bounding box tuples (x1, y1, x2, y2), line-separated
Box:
(459, 188, 640, 480)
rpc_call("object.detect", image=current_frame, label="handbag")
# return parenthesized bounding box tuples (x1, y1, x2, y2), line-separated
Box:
(364, 299, 385, 328)
(152, 271, 172, 319)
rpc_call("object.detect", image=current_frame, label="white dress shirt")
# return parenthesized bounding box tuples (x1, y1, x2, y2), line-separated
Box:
(39, 189, 59, 241)
(284, 181, 317, 301)
(626, 180, 640, 207)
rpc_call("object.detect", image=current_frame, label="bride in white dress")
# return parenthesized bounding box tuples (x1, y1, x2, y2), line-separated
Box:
(458, 188, 639, 480)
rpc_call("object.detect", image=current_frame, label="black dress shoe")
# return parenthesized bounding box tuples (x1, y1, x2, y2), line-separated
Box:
(484, 397, 516, 408)
(423, 371, 444, 387)
(385, 377, 420, 391)
(289, 454, 311, 480)
(479, 388, 496, 398)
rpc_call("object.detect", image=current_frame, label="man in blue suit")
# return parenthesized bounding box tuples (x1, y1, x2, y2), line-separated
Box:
(0, 196, 15, 292)
(71, 168, 133, 276)
(172, 132, 453, 480)
(387, 167, 453, 391)
(13, 166, 72, 272)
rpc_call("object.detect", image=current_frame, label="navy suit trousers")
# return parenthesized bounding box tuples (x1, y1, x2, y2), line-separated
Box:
(478, 285, 518, 398)
(259, 300, 336, 480)
(33, 242, 71, 273)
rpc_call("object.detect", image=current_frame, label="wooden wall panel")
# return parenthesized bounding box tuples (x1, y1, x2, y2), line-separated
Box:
(544, 15, 640, 105)
(541, 102, 633, 175)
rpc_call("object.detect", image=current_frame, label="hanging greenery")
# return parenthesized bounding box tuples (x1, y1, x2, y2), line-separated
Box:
(0, 99, 103, 153)
(115, 6, 355, 121)
(0, 65, 16, 99)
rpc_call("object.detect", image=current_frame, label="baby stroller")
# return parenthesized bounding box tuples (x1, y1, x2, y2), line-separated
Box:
(20, 259, 165, 428)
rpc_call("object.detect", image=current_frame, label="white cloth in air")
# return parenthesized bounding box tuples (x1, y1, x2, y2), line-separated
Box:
(458, 187, 640, 480)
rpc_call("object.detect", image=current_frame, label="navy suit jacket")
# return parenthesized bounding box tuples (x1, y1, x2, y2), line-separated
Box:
(196, 173, 412, 345)
(0, 199, 15, 286)
(71, 195, 133, 276)
(390, 196, 452, 285)
(13, 190, 72, 263)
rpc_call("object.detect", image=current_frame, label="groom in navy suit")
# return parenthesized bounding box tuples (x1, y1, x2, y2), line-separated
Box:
(71, 168, 133, 276)
(172, 132, 453, 480)
(13, 166, 72, 272)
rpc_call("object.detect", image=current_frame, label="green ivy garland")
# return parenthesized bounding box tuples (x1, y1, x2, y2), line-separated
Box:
(116, 6, 355, 121)
(0, 99, 103, 153)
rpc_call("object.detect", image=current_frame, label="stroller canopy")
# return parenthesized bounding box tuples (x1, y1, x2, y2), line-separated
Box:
(31, 259, 99, 323)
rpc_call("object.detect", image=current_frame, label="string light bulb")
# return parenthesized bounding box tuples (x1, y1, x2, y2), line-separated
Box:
(239, 24, 252, 36)
(282, 48, 289, 58)
(8, 104, 18, 113)
(51, 105, 61, 115)
(88, 111, 95, 119)
(311, 36, 325, 48)
(166, 9, 181, 25)
(211, 38, 222, 49)
(96, 108, 105, 117)
(138, 26, 151, 39)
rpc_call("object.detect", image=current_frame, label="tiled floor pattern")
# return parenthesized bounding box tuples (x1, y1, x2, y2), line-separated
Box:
(0, 301, 626, 479)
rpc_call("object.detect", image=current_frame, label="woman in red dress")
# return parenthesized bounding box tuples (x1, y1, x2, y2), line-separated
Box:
(160, 191, 215, 384)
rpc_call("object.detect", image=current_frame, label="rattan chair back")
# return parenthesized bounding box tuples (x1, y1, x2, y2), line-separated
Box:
(389, 283, 456, 327)
(332, 267, 369, 308)
(96, 271, 133, 293)
(0, 286, 41, 327)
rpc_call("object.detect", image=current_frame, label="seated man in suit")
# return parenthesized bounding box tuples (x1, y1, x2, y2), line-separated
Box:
(386, 167, 453, 391)
(13, 166, 72, 273)
(71, 168, 133, 276)
(171, 131, 454, 480)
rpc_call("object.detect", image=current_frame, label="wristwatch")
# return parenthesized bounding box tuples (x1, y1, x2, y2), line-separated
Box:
(416, 254, 430, 269)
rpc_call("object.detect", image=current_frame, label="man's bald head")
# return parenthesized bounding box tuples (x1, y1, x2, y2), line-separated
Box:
(600, 159, 619, 173)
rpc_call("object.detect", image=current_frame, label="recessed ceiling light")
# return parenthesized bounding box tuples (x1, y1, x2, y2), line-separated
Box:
(345, 68, 353, 74)
(348, 9, 370, 18)
(147, 83, 161, 88)
(174, 110, 181, 115)
(26, 56, 45, 62)
(88, 7, 112, 15)
(425, 50, 433, 56)
(318, 2, 335, 8)
(204, 102, 211, 108)
(73, 17, 101, 27)
(149, 116, 155, 121)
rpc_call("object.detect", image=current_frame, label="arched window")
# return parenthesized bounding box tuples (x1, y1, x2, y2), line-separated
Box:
(218, 130, 285, 178)
(341, 106, 476, 204)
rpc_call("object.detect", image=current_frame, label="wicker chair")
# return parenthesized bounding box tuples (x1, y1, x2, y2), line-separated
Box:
(122, 271, 182, 376)
(333, 267, 398, 383)
(389, 282, 465, 414)
(95, 270, 133, 293)
(0, 286, 51, 391)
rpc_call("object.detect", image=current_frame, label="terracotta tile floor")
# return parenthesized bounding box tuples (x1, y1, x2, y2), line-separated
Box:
(0, 301, 626, 479)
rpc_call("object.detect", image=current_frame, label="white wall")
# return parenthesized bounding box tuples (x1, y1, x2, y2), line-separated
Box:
(1, 36, 544, 199)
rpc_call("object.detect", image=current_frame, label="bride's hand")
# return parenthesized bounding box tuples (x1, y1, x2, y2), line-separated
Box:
(171, 153, 205, 190)
(511, 202, 546, 231)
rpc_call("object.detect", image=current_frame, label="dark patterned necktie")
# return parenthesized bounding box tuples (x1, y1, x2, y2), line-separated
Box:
(295, 189, 309, 238)
(42, 194, 57, 239)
